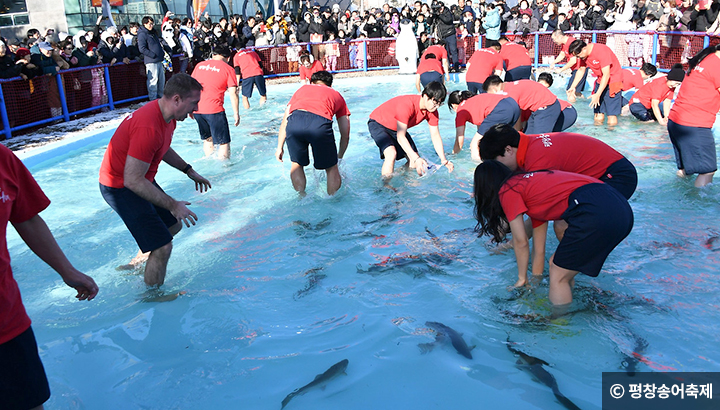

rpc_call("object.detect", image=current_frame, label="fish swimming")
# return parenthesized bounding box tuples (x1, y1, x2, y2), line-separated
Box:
(419, 321, 475, 359)
(506, 336, 581, 410)
(281, 359, 349, 409)
(293, 267, 326, 300)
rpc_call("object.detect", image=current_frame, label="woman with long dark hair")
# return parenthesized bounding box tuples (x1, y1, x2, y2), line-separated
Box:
(666, 44, 720, 187)
(473, 160, 633, 308)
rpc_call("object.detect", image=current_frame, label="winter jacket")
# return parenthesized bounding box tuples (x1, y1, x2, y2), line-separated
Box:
(137, 26, 166, 64)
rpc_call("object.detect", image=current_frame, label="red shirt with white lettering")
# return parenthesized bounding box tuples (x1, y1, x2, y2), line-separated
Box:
(0, 145, 51, 344)
(233, 49, 264, 78)
(516, 132, 624, 178)
(499, 42, 532, 71)
(562, 37, 584, 70)
(422, 45, 448, 64)
(299, 60, 325, 81)
(559, 99, 572, 110)
(370, 95, 439, 130)
(417, 56, 444, 75)
(622, 68, 644, 91)
(466, 48, 503, 84)
(631, 76, 674, 109)
(669, 53, 720, 128)
(99, 101, 175, 189)
(455, 93, 510, 127)
(584, 43, 622, 85)
(502, 80, 558, 111)
(288, 84, 350, 120)
(191, 59, 238, 114)
(500, 170, 601, 227)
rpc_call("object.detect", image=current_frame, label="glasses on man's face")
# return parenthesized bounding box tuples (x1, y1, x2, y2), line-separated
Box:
(65, 47, 73, 50)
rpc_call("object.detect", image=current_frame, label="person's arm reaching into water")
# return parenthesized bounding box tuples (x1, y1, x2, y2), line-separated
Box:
(509, 214, 530, 287)
(276, 105, 291, 162)
(428, 124, 454, 172)
(336, 115, 350, 159)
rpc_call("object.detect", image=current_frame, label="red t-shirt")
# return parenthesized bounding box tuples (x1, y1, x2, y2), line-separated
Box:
(499, 42, 532, 71)
(454, 93, 509, 127)
(417, 56, 444, 75)
(502, 80, 558, 111)
(288, 84, 350, 120)
(466, 48, 502, 84)
(559, 99, 572, 110)
(299, 60, 325, 81)
(369, 95, 439, 130)
(631, 76, 674, 109)
(516, 132, 624, 179)
(233, 49, 264, 78)
(99, 101, 176, 189)
(562, 37, 583, 70)
(622, 68, 645, 91)
(422, 45, 448, 63)
(191, 59, 238, 114)
(500, 170, 601, 228)
(669, 53, 720, 128)
(0, 145, 51, 344)
(584, 43, 622, 85)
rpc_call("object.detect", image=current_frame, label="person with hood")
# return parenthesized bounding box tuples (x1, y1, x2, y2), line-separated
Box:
(98, 27, 130, 65)
(483, 4, 502, 41)
(516, 9, 540, 34)
(0, 41, 22, 79)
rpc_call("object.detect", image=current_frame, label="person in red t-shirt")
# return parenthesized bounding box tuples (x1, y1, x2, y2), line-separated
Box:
(275, 71, 351, 196)
(368, 82, 454, 179)
(550, 30, 587, 98)
(498, 36, 532, 81)
(473, 160, 633, 308)
(99, 73, 212, 287)
(0, 145, 98, 410)
(484, 76, 561, 135)
(415, 53, 444, 93)
(448, 90, 520, 161)
(667, 44, 720, 187)
(629, 64, 684, 125)
(232, 47, 266, 109)
(299, 53, 325, 85)
(191, 46, 239, 160)
(465, 40, 503, 94)
(421, 44, 449, 81)
(568, 40, 623, 126)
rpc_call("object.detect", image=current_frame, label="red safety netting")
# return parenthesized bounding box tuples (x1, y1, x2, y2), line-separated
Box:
(366, 38, 399, 69)
(462, 34, 480, 63)
(655, 33, 706, 70)
(61, 67, 108, 114)
(2, 74, 55, 129)
(107, 62, 148, 103)
(503, 33, 537, 63)
(710, 36, 720, 48)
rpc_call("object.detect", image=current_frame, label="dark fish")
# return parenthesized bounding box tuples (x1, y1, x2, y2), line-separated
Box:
(293, 267, 326, 300)
(420, 321, 475, 359)
(281, 359, 349, 409)
(622, 336, 649, 376)
(506, 336, 581, 410)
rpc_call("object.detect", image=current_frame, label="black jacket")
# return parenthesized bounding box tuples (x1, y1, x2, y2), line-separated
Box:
(436, 8, 456, 39)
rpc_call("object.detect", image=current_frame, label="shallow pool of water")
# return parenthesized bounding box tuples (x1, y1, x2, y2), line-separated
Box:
(10, 75, 720, 409)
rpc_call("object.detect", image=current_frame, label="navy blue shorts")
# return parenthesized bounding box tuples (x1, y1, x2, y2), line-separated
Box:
(285, 110, 338, 169)
(0, 326, 50, 410)
(553, 106, 577, 132)
(629, 102, 664, 122)
(600, 157, 638, 200)
(566, 69, 587, 92)
(554, 183, 634, 277)
(526, 99, 562, 134)
(100, 182, 177, 253)
(241, 75, 266, 98)
(467, 81, 485, 94)
(593, 82, 622, 116)
(478, 97, 521, 136)
(504, 65, 532, 81)
(667, 119, 718, 175)
(420, 71, 443, 88)
(195, 112, 231, 145)
(368, 119, 418, 161)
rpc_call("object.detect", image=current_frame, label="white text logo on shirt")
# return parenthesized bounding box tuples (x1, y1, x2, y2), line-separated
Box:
(198, 64, 221, 73)
(538, 134, 553, 148)
(0, 190, 9, 203)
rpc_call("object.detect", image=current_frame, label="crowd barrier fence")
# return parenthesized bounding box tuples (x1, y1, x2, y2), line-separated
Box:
(1, 30, 717, 140)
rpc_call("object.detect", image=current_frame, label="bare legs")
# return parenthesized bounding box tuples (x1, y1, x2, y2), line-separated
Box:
(143, 222, 181, 286)
(594, 113, 618, 126)
(548, 256, 579, 309)
(203, 138, 231, 160)
(242, 95, 266, 109)
(381, 146, 398, 179)
(677, 169, 715, 188)
(290, 162, 342, 196)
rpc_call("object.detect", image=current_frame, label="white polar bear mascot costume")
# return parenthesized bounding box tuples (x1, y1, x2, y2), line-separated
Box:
(396, 19, 418, 74)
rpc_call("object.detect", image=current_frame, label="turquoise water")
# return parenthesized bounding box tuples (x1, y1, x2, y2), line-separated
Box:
(9, 75, 720, 409)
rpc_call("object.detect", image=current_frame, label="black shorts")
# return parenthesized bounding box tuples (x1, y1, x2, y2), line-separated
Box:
(553, 106, 577, 132)
(478, 97, 521, 136)
(368, 119, 418, 161)
(466, 81, 485, 94)
(285, 110, 338, 169)
(241, 75, 267, 98)
(195, 112, 231, 145)
(667, 119, 718, 175)
(554, 183, 634, 277)
(420, 71, 443, 88)
(504, 65, 532, 81)
(0, 326, 51, 410)
(100, 181, 177, 253)
(566, 68, 588, 92)
(600, 157, 638, 200)
(526, 100, 562, 134)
